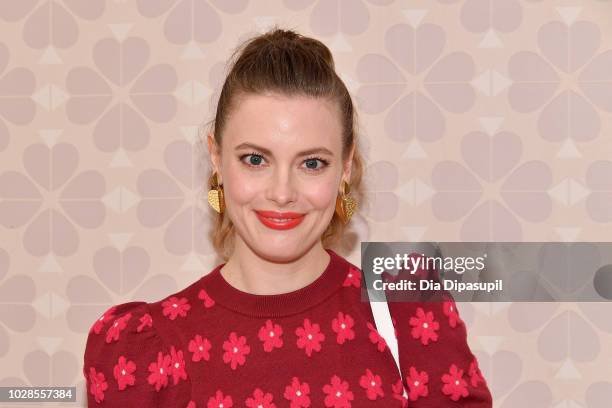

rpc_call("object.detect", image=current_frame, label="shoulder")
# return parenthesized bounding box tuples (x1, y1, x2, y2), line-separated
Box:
(83, 301, 191, 405)
(329, 250, 363, 289)
(83, 301, 158, 381)
(86, 301, 152, 341)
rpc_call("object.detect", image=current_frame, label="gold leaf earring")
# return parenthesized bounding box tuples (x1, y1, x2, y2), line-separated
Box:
(335, 180, 357, 224)
(207, 172, 225, 213)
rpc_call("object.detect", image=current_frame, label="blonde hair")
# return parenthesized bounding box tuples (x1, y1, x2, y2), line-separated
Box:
(199, 26, 367, 261)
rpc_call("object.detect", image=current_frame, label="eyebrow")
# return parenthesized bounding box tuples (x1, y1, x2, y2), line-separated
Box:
(234, 142, 334, 157)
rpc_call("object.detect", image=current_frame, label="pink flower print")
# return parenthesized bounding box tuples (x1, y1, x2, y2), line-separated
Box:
(468, 358, 485, 387)
(91, 306, 116, 334)
(222, 332, 250, 370)
(245, 388, 276, 408)
(409, 307, 440, 345)
(443, 300, 460, 328)
(258, 319, 283, 352)
(188, 334, 212, 362)
(442, 364, 469, 401)
(137, 313, 153, 332)
(283, 377, 311, 408)
(366, 322, 387, 352)
(198, 288, 215, 308)
(342, 266, 361, 288)
(187, 401, 196, 408)
(105, 312, 132, 343)
(391, 379, 408, 407)
(322, 375, 354, 408)
(405, 366, 429, 401)
(295, 319, 325, 357)
(162, 296, 191, 320)
(88, 367, 108, 403)
(207, 390, 233, 408)
(147, 351, 171, 391)
(113, 355, 136, 390)
(169, 346, 188, 385)
(359, 369, 384, 400)
(331, 312, 355, 345)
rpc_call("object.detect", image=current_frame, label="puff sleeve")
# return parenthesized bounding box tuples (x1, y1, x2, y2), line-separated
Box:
(83, 301, 191, 407)
(384, 254, 493, 407)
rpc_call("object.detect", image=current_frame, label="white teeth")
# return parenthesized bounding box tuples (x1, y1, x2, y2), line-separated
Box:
(270, 218, 289, 222)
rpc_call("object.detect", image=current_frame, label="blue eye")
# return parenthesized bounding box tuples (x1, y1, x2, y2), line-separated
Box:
(239, 152, 266, 168)
(244, 153, 264, 166)
(303, 156, 331, 172)
(304, 158, 328, 170)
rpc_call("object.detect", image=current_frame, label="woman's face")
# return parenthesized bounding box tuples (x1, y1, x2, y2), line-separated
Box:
(208, 93, 354, 261)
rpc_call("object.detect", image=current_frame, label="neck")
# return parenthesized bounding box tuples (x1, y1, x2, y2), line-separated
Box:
(220, 240, 331, 295)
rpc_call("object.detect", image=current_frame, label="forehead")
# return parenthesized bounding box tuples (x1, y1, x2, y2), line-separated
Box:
(224, 93, 342, 151)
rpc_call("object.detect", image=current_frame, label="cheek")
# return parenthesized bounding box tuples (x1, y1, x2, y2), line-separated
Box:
(305, 181, 338, 210)
(222, 164, 259, 203)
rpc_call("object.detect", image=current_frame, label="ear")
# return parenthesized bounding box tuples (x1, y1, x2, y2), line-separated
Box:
(342, 142, 356, 185)
(207, 132, 222, 184)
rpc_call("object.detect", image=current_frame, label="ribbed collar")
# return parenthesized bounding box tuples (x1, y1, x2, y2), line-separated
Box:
(203, 248, 348, 318)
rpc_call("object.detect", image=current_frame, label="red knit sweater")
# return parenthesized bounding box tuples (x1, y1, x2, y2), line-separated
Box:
(83, 248, 493, 407)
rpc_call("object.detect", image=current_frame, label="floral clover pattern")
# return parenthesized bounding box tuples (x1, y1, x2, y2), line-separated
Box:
(0, 42, 36, 151)
(356, 23, 475, 144)
(284, 0, 396, 38)
(0, 0, 105, 49)
(0, 143, 105, 256)
(0, 250, 36, 359)
(508, 20, 612, 143)
(66, 36, 178, 152)
(137, 140, 213, 255)
(136, 0, 248, 45)
(431, 130, 552, 240)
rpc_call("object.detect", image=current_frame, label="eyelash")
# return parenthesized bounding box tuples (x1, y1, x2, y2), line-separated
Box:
(239, 151, 330, 172)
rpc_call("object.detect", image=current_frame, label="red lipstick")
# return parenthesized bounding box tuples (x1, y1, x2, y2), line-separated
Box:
(255, 211, 305, 230)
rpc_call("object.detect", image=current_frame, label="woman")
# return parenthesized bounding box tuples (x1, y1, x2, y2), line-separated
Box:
(83, 27, 493, 407)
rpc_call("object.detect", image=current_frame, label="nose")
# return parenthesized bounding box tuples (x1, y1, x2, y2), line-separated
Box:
(265, 167, 298, 206)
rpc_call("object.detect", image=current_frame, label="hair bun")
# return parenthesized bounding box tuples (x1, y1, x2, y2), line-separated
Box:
(268, 28, 300, 42)
(265, 27, 335, 70)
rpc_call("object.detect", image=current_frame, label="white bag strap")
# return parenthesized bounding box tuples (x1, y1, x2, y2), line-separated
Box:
(366, 277, 413, 403)
(363, 243, 444, 401)
(366, 242, 443, 371)
(368, 290, 401, 372)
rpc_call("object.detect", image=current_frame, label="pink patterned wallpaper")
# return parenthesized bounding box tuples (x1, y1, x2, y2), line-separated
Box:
(1, 0, 611, 406)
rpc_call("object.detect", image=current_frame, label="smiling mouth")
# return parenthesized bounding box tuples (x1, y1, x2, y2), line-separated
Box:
(255, 211, 305, 230)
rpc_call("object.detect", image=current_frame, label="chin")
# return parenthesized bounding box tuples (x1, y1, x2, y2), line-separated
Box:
(256, 246, 302, 263)
(262, 237, 300, 250)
